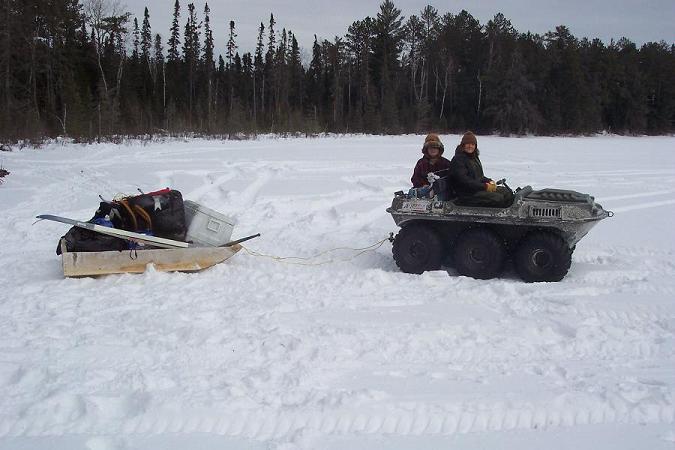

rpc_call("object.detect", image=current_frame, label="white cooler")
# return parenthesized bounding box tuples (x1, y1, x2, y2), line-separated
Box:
(184, 200, 236, 247)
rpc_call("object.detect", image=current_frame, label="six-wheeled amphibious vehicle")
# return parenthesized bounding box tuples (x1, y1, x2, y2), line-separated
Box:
(387, 180, 612, 282)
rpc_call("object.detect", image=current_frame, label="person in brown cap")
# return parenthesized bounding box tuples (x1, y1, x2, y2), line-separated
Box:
(449, 131, 513, 207)
(410, 133, 452, 196)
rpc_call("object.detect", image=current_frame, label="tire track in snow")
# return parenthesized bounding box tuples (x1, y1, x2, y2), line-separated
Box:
(1, 402, 672, 439)
(458, 289, 674, 363)
(230, 168, 276, 207)
(573, 247, 675, 281)
(184, 170, 239, 201)
(259, 189, 385, 224)
(459, 280, 673, 326)
(596, 189, 675, 202)
(572, 168, 675, 177)
(610, 199, 675, 213)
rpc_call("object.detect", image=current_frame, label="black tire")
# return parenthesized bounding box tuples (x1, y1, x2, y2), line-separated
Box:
(392, 224, 443, 274)
(514, 231, 572, 282)
(452, 228, 506, 279)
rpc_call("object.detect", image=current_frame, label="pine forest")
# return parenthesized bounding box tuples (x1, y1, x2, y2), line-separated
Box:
(1, 0, 674, 142)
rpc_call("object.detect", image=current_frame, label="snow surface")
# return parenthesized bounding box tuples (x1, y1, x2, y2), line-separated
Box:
(0, 135, 674, 449)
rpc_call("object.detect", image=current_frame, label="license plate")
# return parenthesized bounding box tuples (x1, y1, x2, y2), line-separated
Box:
(401, 200, 431, 212)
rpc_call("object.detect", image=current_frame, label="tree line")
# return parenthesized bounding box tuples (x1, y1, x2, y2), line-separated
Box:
(1, 0, 673, 142)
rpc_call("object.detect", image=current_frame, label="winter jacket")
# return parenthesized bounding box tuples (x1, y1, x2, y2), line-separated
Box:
(411, 156, 452, 187)
(449, 146, 491, 196)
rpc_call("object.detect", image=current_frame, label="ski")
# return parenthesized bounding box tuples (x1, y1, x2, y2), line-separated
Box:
(36, 214, 189, 249)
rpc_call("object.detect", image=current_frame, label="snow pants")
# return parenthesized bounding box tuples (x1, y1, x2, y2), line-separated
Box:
(455, 186, 514, 208)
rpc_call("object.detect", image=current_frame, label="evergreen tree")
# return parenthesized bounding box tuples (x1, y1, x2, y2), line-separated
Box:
(202, 4, 214, 68)
(227, 20, 238, 115)
(203, 3, 214, 128)
(265, 14, 276, 119)
(274, 28, 288, 121)
(266, 14, 276, 63)
(543, 25, 602, 133)
(373, 0, 405, 131)
(306, 35, 325, 129)
(640, 41, 675, 133)
(226, 20, 238, 67)
(136, 7, 154, 130)
(141, 7, 152, 66)
(482, 13, 517, 131)
(442, 10, 484, 129)
(288, 33, 304, 113)
(153, 33, 165, 113)
(346, 17, 376, 131)
(404, 14, 427, 129)
(607, 38, 647, 133)
(132, 17, 140, 62)
(484, 49, 541, 134)
(328, 37, 345, 128)
(253, 22, 265, 122)
(419, 5, 439, 105)
(241, 53, 254, 116)
(227, 51, 245, 135)
(182, 2, 200, 127)
(167, 0, 180, 63)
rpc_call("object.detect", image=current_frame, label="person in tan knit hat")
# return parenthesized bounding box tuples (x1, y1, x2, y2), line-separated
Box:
(449, 131, 513, 207)
(410, 133, 452, 195)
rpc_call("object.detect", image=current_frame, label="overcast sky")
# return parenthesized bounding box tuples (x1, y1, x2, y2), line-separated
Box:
(126, 0, 675, 61)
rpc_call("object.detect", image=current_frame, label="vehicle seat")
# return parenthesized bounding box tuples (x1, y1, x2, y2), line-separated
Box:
(433, 176, 457, 202)
(432, 172, 457, 201)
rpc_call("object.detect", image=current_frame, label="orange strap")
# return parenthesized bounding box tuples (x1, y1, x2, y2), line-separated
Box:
(133, 205, 153, 231)
(117, 199, 138, 231)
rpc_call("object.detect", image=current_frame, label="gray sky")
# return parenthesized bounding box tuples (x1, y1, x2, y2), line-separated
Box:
(126, 0, 675, 60)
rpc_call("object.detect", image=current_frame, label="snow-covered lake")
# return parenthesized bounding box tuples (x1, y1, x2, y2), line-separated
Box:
(0, 135, 674, 449)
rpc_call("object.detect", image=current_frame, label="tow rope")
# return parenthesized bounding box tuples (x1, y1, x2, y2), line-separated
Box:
(240, 234, 392, 266)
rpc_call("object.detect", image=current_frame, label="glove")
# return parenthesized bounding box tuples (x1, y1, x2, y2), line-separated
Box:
(485, 181, 497, 192)
(427, 172, 440, 184)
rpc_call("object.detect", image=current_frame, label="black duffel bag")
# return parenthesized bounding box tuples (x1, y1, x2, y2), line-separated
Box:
(56, 201, 127, 255)
(55, 189, 188, 255)
(115, 188, 187, 241)
(56, 225, 128, 255)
